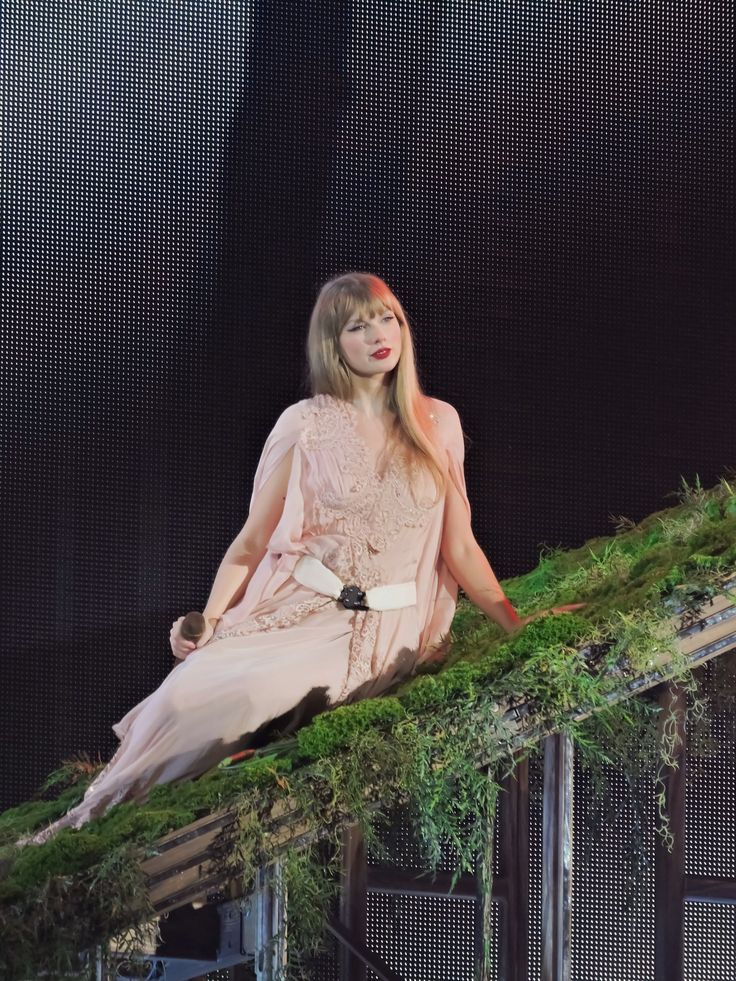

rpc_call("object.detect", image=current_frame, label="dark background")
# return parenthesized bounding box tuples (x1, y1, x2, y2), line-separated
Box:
(1, 3, 733, 972)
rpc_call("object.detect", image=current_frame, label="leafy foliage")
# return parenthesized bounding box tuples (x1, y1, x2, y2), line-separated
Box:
(1, 474, 735, 979)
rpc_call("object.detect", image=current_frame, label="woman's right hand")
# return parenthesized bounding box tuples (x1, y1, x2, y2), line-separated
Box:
(519, 602, 587, 627)
(169, 615, 197, 661)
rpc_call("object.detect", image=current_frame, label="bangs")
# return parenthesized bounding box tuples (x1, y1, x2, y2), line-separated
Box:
(329, 283, 393, 332)
(349, 295, 390, 324)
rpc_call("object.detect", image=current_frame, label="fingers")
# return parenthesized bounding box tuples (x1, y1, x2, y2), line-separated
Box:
(171, 642, 195, 659)
(194, 625, 214, 649)
(169, 616, 196, 659)
(522, 603, 588, 628)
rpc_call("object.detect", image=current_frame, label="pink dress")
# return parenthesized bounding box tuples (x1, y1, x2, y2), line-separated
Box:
(29, 393, 471, 840)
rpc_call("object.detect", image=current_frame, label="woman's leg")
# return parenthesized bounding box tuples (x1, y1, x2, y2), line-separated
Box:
(18, 610, 353, 846)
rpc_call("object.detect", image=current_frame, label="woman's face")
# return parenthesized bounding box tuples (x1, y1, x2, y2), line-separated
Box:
(337, 305, 402, 377)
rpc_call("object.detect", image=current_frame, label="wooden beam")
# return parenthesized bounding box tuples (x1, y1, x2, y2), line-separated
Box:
(684, 875, 736, 904)
(541, 732, 573, 981)
(339, 822, 367, 981)
(326, 916, 404, 981)
(497, 755, 530, 981)
(254, 860, 287, 980)
(654, 681, 686, 981)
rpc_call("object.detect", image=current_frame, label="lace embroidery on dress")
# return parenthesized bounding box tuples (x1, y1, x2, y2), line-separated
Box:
(213, 593, 335, 642)
(300, 394, 436, 548)
(300, 394, 440, 699)
(198, 395, 440, 703)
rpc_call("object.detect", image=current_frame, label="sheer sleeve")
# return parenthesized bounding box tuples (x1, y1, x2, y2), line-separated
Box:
(414, 400, 472, 666)
(216, 401, 309, 631)
(443, 403, 472, 523)
(248, 401, 308, 556)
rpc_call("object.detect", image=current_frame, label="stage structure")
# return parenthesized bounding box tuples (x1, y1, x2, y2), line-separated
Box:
(1, 479, 735, 981)
(106, 576, 736, 981)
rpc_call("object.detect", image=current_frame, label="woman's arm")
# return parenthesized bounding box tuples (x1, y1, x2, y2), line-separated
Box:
(443, 539, 524, 634)
(440, 471, 524, 634)
(201, 542, 267, 628)
(436, 400, 585, 634)
(201, 445, 295, 627)
(440, 478, 586, 634)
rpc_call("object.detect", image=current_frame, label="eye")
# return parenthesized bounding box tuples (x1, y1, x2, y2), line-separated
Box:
(347, 312, 393, 331)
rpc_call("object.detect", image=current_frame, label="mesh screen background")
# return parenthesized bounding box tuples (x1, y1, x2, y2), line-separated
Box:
(683, 656, 736, 980)
(297, 666, 736, 981)
(569, 737, 657, 980)
(364, 804, 498, 979)
(2, 0, 734, 976)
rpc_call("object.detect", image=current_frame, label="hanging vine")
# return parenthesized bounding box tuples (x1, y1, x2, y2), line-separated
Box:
(0, 474, 734, 980)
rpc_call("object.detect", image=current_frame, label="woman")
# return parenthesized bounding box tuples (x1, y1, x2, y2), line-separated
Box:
(20, 271, 583, 846)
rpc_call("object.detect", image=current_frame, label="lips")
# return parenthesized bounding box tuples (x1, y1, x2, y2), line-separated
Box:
(372, 348, 391, 359)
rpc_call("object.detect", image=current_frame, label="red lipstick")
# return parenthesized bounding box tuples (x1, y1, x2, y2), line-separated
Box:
(372, 348, 391, 359)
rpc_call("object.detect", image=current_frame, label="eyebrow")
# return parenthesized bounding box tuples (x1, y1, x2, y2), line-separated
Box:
(347, 309, 389, 325)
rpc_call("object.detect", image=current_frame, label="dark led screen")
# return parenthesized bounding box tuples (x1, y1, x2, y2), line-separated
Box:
(2, 1, 732, 977)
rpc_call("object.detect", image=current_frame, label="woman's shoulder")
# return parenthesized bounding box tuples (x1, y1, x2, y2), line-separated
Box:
(428, 396, 458, 419)
(427, 396, 462, 433)
(425, 397, 469, 461)
(270, 395, 338, 441)
(265, 399, 311, 440)
(273, 397, 316, 422)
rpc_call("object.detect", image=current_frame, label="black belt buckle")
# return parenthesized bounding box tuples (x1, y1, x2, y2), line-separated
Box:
(339, 584, 369, 610)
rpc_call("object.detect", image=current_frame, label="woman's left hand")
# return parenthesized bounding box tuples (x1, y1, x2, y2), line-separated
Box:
(194, 621, 215, 649)
(520, 602, 587, 627)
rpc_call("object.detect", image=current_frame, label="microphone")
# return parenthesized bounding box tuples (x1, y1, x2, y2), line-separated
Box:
(180, 611, 206, 643)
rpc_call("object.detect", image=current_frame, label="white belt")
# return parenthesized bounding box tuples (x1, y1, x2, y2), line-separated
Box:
(292, 554, 416, 612)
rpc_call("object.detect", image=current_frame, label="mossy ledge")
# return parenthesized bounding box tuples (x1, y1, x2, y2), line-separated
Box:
(1, 473, 735, 980)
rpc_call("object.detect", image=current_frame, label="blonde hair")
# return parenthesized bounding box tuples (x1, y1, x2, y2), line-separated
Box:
(306, 271, 449, 504)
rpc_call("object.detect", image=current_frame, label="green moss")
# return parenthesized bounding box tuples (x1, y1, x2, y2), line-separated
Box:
(1, 473, 735, 979)
(10, 827, 108, 893)
(295, 696, 407, 760)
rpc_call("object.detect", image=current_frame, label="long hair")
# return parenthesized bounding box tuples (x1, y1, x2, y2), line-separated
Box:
(306, 271, 450, 504)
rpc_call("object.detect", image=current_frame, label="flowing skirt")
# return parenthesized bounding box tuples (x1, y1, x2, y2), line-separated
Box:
(22, 608, 362, 845)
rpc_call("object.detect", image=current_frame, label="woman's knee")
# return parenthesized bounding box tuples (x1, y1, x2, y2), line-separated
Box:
(157, 675, 197, 723)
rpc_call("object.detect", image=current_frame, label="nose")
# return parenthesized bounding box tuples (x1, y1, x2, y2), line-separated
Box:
(367, 322, 387, 344)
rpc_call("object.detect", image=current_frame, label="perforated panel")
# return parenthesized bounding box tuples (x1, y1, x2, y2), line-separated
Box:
(682, 655, 736, 979)
(532, 665, 735, 981)
(2, 0, 260, 810)
(572, 759, 656, 980)
(684, 903, 736, 981)
(2, 0, 733, 977)
(366, 802, 486, 875)
(366, 892, 483, 981)
(362, 802, 499, 978)
(686, 657, 736, 880)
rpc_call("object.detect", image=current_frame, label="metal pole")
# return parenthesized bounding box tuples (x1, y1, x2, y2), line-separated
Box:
(654, 681, 686, 981)
(339, 822, 368, 981)
(541, 732, 573, 981)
